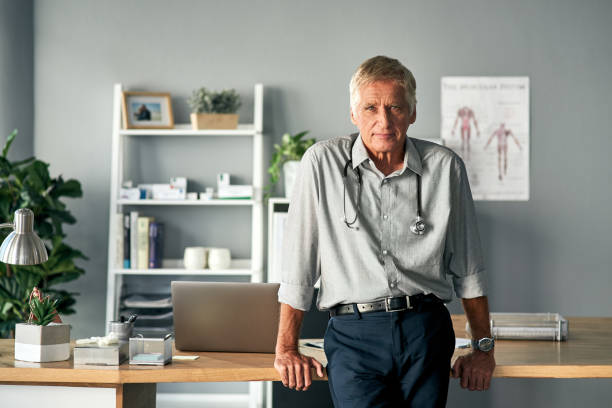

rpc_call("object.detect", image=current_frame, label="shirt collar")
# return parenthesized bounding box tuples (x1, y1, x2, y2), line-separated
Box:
(351, 133, 423, 176)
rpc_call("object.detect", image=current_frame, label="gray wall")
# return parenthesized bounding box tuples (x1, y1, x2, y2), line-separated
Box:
(0, 0, 33, 159)
(32, 0, 612, 406)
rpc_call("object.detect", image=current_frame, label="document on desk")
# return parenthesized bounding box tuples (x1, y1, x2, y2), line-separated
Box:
(455, 338, 471, 349)
(303, 341, 324, 350)
(173, 355, 199, 361)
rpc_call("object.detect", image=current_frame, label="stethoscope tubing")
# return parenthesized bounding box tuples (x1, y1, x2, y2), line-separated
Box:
(342, 135, 426, 235)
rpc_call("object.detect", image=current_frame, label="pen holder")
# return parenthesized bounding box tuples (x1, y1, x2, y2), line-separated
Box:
(107, 320, 134, 342)
(129, 334, 173, 365)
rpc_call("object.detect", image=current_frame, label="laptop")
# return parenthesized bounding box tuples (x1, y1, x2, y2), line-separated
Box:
(171, 281, 281, 353)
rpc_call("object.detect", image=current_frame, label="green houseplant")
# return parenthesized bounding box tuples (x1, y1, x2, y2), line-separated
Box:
(0, 129, 86, 338)
(267, 131, 315, 198)
(14, 287, 70, 362)
(187, 87, 242, 130)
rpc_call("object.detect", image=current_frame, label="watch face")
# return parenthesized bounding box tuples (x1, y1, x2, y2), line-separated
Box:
(478, 338, 494, 351)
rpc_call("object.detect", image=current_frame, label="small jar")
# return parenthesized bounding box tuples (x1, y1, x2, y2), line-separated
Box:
(207, 248, 231, 270)
(183, 247, 207, 270)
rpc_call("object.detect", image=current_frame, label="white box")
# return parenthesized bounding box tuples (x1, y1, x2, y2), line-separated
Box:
(217, 173, 230, 187)
(217, 184, 253, 199)
(119, 188, 141, 200)
(152, 184, 186, 200)
(170, 177, 187, 190)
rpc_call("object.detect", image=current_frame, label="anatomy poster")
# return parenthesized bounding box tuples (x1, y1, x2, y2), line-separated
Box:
(441, 77, 529, 201)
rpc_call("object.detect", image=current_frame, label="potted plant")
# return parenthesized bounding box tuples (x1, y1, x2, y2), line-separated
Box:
(0, 129, 86, 338)
(267, 131, 315, 198)
(187, 87, 242, 130)
(14, 287, 70, 362)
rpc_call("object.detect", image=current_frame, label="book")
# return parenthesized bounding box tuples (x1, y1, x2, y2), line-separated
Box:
(148, 222, 163, 269)
(271, 212, 288, 283)
(114, 213, 124, 268)
(123, 214, 131, 268)
(137, 217, 154, 270)
(129, 211, 139, 269)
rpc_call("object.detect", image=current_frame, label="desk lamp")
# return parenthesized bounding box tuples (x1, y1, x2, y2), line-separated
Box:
(0, 208, 48, 265)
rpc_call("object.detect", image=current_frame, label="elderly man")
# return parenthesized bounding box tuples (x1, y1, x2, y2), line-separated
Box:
(274, 56, 495, 407)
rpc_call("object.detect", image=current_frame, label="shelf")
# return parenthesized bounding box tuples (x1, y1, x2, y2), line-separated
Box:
(118, 199, 255, 206)
(108, 83, 266, 408)
(113, 259, 253, 276)
(119, 123, 257, 136)
(268, 197, 290, 205)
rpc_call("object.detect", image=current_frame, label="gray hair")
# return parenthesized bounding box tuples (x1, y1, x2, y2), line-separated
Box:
(349, 56, 417, 116)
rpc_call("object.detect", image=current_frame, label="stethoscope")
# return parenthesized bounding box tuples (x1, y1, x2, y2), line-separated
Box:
(342, 135, 426, 235)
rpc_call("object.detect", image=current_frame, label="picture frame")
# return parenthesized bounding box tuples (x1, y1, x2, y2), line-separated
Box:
(121, 91, 174, 129)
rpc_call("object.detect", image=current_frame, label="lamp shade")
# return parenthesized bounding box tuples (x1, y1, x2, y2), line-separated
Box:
(0, 209, 48, 265)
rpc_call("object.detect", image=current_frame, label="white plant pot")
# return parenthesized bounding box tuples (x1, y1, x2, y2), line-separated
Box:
(14, 322, 71, 362)
(283, 160, 300, 198)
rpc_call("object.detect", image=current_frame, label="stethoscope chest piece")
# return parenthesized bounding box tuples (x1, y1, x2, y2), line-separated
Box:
(410, 216, 426, 235)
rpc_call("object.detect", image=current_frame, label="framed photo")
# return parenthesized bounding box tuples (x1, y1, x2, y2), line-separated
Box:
(121, 91, 174, 129)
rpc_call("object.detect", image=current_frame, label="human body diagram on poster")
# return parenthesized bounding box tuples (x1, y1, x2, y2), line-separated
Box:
(441, 77, 529, 201)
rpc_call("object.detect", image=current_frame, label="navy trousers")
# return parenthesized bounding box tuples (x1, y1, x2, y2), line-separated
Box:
(324, 302, 455, 408)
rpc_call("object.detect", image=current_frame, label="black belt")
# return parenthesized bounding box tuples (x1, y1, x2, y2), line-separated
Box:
(329, 293, 442, 316)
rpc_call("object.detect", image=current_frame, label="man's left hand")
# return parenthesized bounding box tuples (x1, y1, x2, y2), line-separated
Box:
(451, 350, 495, 391)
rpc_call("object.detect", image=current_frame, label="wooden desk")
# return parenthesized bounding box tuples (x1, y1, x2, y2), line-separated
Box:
(301, 316, 612, 379)
(451, 315, 612, 378)
(1, 317, 611, 407)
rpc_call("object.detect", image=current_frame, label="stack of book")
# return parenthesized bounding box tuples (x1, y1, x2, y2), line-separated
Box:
(114, 212, 164, 269)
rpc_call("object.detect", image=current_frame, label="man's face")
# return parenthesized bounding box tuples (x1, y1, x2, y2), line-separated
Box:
(350, 79, 416, 156)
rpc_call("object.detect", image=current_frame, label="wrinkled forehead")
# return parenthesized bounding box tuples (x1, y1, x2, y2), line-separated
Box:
(357, 79, 408, 103)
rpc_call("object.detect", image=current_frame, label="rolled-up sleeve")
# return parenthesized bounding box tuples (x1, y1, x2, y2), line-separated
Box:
(277, 148, 321, 311)
(445, 156, 487, 299)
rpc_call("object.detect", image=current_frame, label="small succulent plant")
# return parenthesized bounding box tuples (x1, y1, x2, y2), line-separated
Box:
(188, 87, 242, 114)
(28, 295, 60, 326)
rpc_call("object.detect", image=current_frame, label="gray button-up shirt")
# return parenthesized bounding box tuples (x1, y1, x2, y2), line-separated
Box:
(278, 133, 487, 311)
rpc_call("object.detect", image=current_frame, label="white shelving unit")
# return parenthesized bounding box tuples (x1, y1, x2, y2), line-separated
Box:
(114, 258, 253, 276)
(105, 83, 265, 408)
(117, 199, 255, 206)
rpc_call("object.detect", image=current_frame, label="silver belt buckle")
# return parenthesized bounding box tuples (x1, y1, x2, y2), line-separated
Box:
(384, 296, 411, 312)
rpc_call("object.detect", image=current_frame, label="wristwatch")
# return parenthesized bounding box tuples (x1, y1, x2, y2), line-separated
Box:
(471, 337, 495, 352)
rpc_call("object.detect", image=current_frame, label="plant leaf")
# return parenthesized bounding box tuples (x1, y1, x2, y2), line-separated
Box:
(49, 178, 82, 199)
(2, 130, 17, 158)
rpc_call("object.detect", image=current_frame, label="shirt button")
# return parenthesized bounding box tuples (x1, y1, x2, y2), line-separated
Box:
(383, 214, 388, 220)
(390, 282, 397, 288)
(382, 250, 388, 255)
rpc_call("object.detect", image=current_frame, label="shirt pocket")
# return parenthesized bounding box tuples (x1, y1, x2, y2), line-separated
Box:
(401, 229, 445, 267)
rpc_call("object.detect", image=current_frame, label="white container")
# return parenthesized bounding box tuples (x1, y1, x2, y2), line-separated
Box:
(183, 247, 208, 269)
(14, 323, 70, 362)
(208, 248, 231, 270)
(283, 160, 300, 198)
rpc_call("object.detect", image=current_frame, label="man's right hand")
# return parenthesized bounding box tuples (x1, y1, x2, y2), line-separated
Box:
(274, 348, 324, 391)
